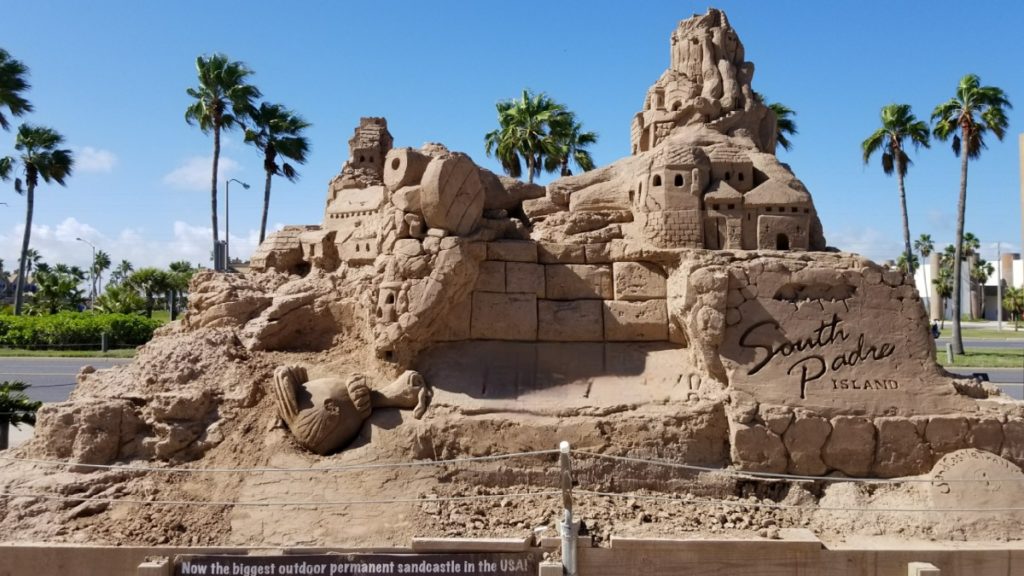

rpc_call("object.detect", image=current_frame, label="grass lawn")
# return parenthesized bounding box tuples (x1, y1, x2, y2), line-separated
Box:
(936, 347, 1024, 368)
(0, 348, 136, 358)
(150, 310, 171, 323)
(938, 327, 1024, 339)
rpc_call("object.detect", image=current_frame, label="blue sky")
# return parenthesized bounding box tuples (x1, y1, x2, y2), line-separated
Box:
(1, 0, 1022, 270)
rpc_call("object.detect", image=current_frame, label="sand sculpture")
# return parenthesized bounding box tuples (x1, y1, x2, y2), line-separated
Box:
(4, 7, 1024, 548)
(271, 367, 430, 454)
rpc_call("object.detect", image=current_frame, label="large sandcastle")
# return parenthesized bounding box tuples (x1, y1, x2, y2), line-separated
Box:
(3, 9, 1022, 553)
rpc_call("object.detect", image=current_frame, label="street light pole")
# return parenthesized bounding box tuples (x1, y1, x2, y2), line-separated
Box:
(75, 237, 97, 309)
(224, 178, 250, 271)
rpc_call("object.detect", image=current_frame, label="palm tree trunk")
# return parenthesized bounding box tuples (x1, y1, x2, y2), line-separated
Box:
(259, 168, 272, 245)
(211, 124, 221, 260)
(526, 156, 535, 185)
(13, 180, 34, 316)
(951, 126, 970, 355)
(896, 169, 913, 276)
(0, 417, 8, 450)
(169, 289, 178, 321)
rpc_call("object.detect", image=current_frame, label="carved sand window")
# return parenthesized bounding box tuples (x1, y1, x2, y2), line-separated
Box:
(653, 175, 662, 187)
(674, 174, 684, 187)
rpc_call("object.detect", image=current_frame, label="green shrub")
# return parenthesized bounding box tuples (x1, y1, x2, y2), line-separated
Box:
(0, 312, 162, 349)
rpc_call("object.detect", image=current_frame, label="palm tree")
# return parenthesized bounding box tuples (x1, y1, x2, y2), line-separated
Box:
(109, 259, 134, 286)
(244, 102, 310, 244)
(0, 49, 33, 131)
(94, 283, 145, 315)
(914, 233, 935, 300)
(862, 104, 931, 276)
(769, 102, 798, 152)
(90, 249, 111, 303)
(166, 260, 196, 320)
(896, 252, 919, 273)
(933, 267, 954, 329)
(0, 381, 41, 450)
(127, 267, 169, 318)
(932, 74, 1012, 354)
(17, 247, 41, 281)
(544, 111, 598, 177)
(27, 266, 85, 314)
(484, 89, 567, 184)
(753, 93, 798, 152)
(0, 125, 73, 315)
(960, 231, 982, 320)
(1004, 286, 1024, 331)
(185, 54, 261, 264)
(970, 258, 994, 320)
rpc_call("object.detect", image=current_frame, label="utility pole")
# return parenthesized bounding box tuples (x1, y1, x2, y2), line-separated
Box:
(559, 441, 577, 576)
(998, 242, 1003, 331)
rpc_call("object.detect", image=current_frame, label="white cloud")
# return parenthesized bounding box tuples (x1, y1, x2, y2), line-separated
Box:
(827, 227, 902, 264)
(74, 146, 118, 173)
(163, 156, 241, 191)
(0, 217, 261, 271)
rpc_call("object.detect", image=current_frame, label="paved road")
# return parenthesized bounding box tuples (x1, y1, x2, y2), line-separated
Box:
(947, 368, 1024, 400)
(0, 357, 131, 403)
(936, 338, 1024, 350)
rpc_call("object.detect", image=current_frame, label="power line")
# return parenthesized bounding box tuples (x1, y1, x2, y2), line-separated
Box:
(0, 449, 559, 474)
(0, 489, 560, 508)
(572, 450, 1024, 484)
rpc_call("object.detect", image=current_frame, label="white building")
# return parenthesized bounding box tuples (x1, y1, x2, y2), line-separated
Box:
(912, 252, 1023, 322)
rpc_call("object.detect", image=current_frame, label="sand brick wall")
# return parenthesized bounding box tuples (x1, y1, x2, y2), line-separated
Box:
(449, 241, 672, 343)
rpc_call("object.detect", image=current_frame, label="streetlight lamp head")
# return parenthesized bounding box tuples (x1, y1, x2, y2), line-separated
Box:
(241, 182, 250, 190)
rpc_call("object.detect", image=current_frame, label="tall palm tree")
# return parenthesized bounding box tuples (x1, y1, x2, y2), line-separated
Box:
(544, 111, 598, 177)
(932, 74, 1012, 354)
(0, 49, 33, 131)
(914, 233, 935, 311)
(110, 259, 134, 286)
(91, 249, 111, 302)
(244, 102, 310, 244)
(0, 125, 73, 315)
(862, 104, 931, 276)
(185, 54, 260, 263)
(484, 90, 567, 184)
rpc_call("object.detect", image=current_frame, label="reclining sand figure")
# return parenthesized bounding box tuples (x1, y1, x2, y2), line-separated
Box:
(271, 366, 431, 454)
